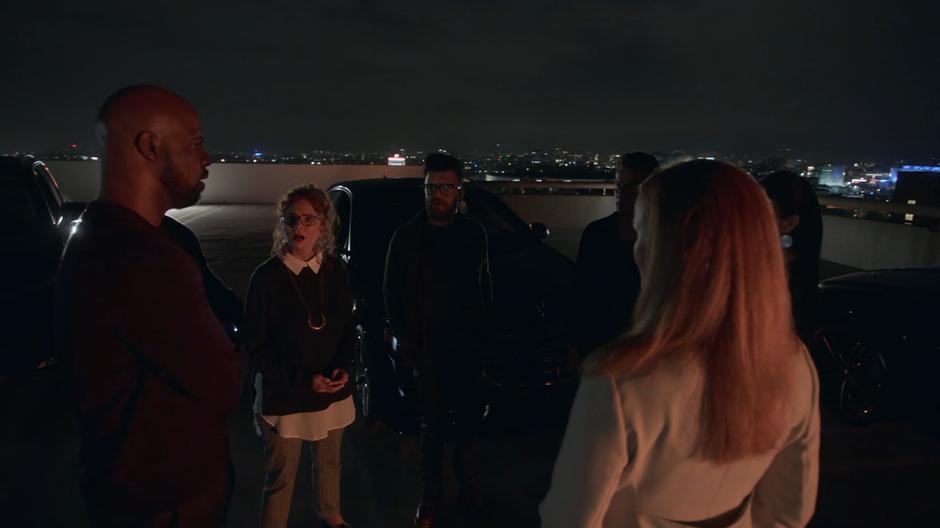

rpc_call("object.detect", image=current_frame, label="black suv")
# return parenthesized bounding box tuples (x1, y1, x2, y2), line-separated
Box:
(328, 178, 575, 428)
(0, 156, 84, 378)
(814, 267, 940, 425)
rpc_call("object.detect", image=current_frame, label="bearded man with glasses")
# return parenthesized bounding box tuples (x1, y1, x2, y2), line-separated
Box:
(383, 153, 493, 527)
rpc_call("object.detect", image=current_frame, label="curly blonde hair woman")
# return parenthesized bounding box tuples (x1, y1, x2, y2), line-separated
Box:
(271, 184, 339, 256)
(541, 160, 820, 527)
(245, 184, 355, 528)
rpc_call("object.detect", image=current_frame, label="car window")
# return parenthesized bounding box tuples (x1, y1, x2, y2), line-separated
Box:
(0, 175, 40, 233)
(358, 189, 422, 255)
(34, 163, 64, 217)
(353, 188, 422, 273)
(464, 188, 530, 238)
(329, 188, 351, 252)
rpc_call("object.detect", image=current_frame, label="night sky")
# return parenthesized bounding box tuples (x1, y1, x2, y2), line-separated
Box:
(3, 0, 939, 160)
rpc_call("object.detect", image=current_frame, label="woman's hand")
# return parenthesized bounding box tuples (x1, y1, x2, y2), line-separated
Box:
(312, 369, 349, 393)
(312, 374, 339, 393)
(329, 368, 349, 389)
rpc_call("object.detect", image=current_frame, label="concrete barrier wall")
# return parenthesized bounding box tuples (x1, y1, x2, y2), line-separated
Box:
(47, 162, 100, 202)
(820, 215, 939, 269)
(45, 162, 939, 269)
(46, 161, 424, 203)
(497, 195, 939, 269)
(501, 194, 615, 230)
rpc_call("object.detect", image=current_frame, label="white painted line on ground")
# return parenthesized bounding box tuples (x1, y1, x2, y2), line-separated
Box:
(166, 207, 203, 223)
(168, 205, 220, 226)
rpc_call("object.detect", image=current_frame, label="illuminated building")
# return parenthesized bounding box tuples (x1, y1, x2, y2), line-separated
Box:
(892, 165, 940, 206)
(819, 165, 846, 189)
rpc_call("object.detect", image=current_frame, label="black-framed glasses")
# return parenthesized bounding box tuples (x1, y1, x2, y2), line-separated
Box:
(281, 213, 322, 227)
(424, 183, 462, 195)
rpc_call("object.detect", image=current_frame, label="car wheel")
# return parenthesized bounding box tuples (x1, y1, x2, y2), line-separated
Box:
(818, 328, 888, 424)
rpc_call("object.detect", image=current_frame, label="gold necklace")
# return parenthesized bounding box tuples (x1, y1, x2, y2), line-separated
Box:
(284, 262, 326, 331)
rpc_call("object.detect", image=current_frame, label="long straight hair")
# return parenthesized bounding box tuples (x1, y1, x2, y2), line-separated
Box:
(587, 160, 802, 463)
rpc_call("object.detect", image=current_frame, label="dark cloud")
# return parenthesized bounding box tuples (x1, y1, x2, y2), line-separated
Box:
(2, 0, 938, 160)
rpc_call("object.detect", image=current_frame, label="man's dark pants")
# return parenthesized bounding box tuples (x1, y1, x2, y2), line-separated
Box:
(414, 345, 482, 501)
(83, 463, 233, 528)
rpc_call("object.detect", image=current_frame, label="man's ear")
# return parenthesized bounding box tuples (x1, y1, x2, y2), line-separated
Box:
(780, 213, 800, 234)
(134, 130, 160, 161)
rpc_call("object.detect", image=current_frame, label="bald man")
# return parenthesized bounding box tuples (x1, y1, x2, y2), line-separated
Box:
(54, 86, 245, 527)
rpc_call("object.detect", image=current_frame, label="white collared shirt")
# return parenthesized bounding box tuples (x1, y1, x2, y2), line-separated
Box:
(279, 250, 323, 275)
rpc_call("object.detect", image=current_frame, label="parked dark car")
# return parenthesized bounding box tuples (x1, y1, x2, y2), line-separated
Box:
(328, 178, 575, 429)
(814, 267, 940, 424)
(0, 156, 84, 379)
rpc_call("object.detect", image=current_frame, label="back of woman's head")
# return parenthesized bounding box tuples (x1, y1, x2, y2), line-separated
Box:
(592, 159, 802, 462)
(759, 171, 823, 287)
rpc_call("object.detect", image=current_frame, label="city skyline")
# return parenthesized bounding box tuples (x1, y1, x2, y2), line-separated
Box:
(3, 1, 939, 160)
(15, 143, 939, 169)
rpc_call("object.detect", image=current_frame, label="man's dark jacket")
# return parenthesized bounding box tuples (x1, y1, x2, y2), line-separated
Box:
(566, 211, 641, 354)
(54, 201, 245, 515)
(161, 216, 243, 341)
(383, 211, 493, 367)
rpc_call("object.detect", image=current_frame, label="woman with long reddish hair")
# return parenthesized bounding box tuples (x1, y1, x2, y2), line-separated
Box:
(540, 160, 820, 527)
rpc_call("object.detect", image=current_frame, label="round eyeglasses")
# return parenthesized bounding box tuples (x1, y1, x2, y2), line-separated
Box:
(281, 214, 322, 227)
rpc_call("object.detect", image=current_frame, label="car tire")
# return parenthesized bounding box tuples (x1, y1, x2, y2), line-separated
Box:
(817, 326, 888, 424)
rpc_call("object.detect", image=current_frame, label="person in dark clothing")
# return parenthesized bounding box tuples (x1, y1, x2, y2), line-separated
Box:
(384, 153, 493, 528)
(54, 85, 245, 527)
(760, 171, 824, 344)
(565, 152, 660, 366)
(161, 216, 243, 342)
(244, 184, 355, 528)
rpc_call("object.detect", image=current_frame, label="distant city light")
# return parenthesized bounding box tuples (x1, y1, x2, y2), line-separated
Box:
(900, 165, 940, 172)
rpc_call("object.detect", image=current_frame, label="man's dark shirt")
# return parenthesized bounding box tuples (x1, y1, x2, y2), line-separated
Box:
(54, 201, 245, 514)
(383, 212, 493, 368)
(566, 211, 641, 355)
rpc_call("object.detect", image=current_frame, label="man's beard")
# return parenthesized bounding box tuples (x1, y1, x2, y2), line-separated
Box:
(161, 158, 203, 209)
(427, 199, 456, 222)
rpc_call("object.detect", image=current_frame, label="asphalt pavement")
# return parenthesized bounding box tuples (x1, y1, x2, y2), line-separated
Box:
(1, 204, 937, 527)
